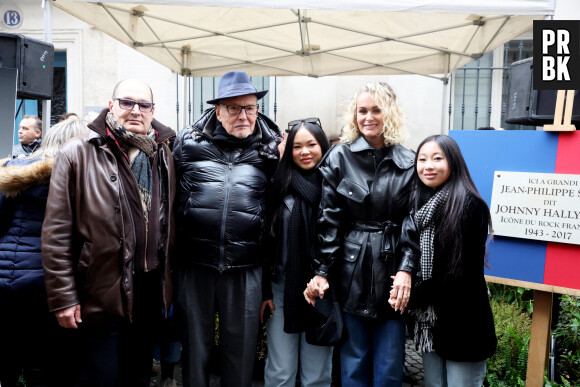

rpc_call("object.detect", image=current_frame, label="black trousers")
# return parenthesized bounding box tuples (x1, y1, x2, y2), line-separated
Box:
(176, 265, 262, 387)
(74, 270, 162, 387)
(0, 290, 77, 387)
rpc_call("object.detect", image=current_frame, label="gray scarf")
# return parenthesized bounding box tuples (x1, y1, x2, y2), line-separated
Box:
(106, 112, 157, 217)
(412, 186, 449, 353)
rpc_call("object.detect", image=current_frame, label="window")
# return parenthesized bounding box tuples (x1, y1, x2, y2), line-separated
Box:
(185, 76, 270, 125)
(452, 52, 494, 130)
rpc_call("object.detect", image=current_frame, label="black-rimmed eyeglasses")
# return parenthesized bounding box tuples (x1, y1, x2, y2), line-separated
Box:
(219, 104, 259, 116)
(114, 98, 155, 113)
(286, 117, 322, 133)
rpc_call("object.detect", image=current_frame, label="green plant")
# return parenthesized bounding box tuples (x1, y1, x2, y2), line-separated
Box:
(486, 299, 532, 384)
(488, 283, 534, 315)
(214, 312, 268, 361)
(544, 375, 573, 387)
(553, 295, 580, 385)
(256, 323, 268, 361)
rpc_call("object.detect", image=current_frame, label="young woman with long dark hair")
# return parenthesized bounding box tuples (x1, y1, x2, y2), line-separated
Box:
(406, 134, 497, 387)
(261, 118, 332, 386)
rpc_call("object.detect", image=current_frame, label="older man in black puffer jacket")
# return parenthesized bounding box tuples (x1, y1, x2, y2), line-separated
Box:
(173, 71, 282, 387)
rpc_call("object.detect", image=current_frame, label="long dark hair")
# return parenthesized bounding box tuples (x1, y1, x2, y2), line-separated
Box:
(410, 134, 492, 273)
(268, 121, 330, 235)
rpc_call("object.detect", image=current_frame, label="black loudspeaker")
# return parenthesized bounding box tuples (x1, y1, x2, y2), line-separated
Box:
(505, 57, 580, 126)
(0, 32, 54, 100)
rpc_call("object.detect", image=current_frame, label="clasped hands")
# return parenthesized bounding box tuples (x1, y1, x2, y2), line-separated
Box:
(303, 271, 412, 313)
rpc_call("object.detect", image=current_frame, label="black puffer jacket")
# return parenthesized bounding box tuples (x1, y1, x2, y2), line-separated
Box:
(0, 157, 51, 292)
(314, 136, 420, 320)
(173, 109, 281, 271)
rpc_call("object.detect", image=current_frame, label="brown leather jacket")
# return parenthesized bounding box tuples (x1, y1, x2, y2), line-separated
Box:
(42, 109, 176, 323)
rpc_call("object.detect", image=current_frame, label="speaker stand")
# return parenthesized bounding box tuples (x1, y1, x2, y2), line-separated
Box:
(544, 90, 577, 131)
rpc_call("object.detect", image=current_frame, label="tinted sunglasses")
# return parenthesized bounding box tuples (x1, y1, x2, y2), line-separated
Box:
(286, 117, 322, 133)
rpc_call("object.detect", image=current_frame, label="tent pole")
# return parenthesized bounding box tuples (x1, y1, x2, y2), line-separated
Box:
(182, 75, 187, 130)
(42, 0, 52, 134)
(176, 74, 179, 130)
(441, 53, 451, 134)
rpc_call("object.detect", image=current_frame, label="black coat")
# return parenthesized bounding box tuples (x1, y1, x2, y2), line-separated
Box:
(314, 137, 420, 320)
(173, 109, 281, 271)
(411, 194, 497, 362)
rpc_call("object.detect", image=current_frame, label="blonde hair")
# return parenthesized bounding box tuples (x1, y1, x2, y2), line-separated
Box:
(32, 119, 89, 159)
(341, 82, 408, 146)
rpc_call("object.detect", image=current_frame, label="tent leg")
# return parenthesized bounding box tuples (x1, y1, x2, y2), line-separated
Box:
(43, 0, 53, 132)
(182, 75, 187, 130)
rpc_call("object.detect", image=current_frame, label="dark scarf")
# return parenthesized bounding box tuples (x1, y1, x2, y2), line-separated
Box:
(22, 137, 42, 155)
(106, 112, 157, 219)
(212, 121, 256, 148)
(412, 185, 449, 353)
(284, 167, 322, 333)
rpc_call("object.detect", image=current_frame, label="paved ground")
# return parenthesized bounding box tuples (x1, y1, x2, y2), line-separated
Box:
(403, 338, 425, 387)
(150, 338, 424, 386)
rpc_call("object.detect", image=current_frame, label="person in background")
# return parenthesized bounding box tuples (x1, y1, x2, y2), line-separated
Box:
(261, 118, 332, 387)
(13, 115, 42, 158)
(42, 79, 176, 386)
(0, 119, 89, 387)
(58, 112, 80, 122)
(304, 81, 419, 386)
(405, 134, 496, 387)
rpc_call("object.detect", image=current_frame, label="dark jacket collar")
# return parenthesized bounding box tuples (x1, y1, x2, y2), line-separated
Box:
(88, 108, 176, 145)
(350, 136, 414, 170)
(192, 107, 282, 159)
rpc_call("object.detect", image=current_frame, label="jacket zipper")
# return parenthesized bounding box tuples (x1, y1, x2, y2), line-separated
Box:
(219, 161, 234, 273)
(371, 153, 376, 299)
(142, 152, 158, 273)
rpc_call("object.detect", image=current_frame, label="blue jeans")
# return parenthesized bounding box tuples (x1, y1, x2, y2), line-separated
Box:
(422, 351, 486, 387)
(264, 279, 333, 387)
(340, 313, 406, 387)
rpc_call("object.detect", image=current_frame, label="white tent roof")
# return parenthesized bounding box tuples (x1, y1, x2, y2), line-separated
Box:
(52, 0, 555, 80)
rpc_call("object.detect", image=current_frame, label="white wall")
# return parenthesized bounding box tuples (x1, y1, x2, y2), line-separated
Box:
(275, 74, 445, 152)
(116, 43, 182, 129)
(2, 0, 182, 130)
(554, 0, 580, 20)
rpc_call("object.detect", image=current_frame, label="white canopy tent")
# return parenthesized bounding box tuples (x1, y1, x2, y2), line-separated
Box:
(50, 0, 555, 81)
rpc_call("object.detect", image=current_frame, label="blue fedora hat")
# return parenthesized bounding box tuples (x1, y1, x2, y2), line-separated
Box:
(207, 71, 268, 105)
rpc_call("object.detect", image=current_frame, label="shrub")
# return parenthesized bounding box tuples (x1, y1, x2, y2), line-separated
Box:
(488, 283, 534, 315)
(554, 295, 580, 385)
(486, 298, 532, 384)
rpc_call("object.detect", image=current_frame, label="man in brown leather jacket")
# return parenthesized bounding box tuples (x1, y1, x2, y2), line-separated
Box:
(42, 79, 175, 386)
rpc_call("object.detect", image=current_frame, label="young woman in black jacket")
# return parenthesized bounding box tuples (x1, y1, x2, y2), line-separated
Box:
(405, 134, 497, 387)
(261, 118, 332, 386)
